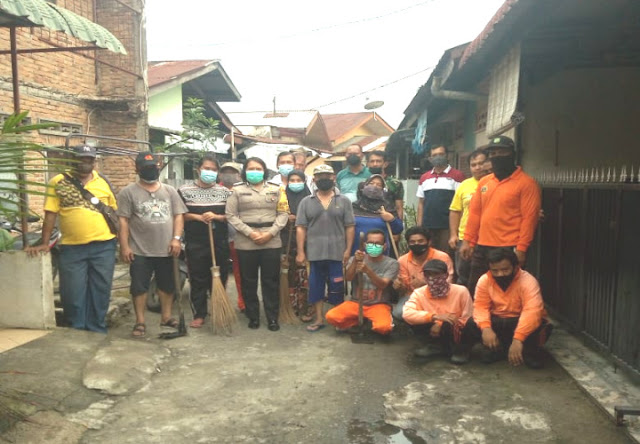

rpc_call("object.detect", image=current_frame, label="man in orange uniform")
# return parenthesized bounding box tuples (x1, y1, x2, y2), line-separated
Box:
(402, 260, 473, 364)
(460, 135, 540, 296)
(467, 248, 552, 369)
(391, 226, 453, 322)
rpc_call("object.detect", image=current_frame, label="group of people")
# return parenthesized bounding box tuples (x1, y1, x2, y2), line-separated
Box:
(28, 134, 551, 369)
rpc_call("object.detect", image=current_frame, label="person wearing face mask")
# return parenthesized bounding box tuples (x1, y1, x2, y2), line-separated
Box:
(466, 248, 551, 369)
(296, 164, 354, 331)
(117, 152, 188, 337)
(402, 260, 474, 364)
(178, 154, 232, 328)
(219, 162, 246, 313)
(325, 229, 399, 335)
(351, 175, 403, 257)
(26, 145, 118, 333)
(460, 136, 541, 298)
(268, 151, 296, 187)
(366, 150, 404, 220)
(336, 143, 371, 202)
(448, 149, 489, 287)
(391, 227, 453, 323)
(225, 157, 289, 331)
(416, 145, 465, 256)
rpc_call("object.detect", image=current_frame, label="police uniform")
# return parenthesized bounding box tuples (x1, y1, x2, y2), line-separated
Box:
(225, 182, 288, 327)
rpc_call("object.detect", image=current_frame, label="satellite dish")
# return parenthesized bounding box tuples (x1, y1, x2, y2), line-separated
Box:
(364, 100, 384, 110)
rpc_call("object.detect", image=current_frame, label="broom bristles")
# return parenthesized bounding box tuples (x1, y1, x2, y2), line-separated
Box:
(279, 262, 299, 324)
(211, 266, 237, 335)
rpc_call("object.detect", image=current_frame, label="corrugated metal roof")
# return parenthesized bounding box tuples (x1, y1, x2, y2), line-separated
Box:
(0, 0, 127, 54)
(148, 60, 219, 88)
(322, 112, 373, 141)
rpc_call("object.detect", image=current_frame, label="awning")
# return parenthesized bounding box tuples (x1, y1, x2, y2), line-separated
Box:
(0, 0, 126, 54)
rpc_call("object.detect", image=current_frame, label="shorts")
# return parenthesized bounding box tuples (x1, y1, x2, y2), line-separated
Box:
(130, 255, 174, 296)
(308, 260, 344, 305)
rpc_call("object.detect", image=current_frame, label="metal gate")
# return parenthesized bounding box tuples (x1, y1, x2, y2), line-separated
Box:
(535, 173, 640, 375)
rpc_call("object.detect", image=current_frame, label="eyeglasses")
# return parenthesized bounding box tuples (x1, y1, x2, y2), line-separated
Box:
(366, 242, 384, 246)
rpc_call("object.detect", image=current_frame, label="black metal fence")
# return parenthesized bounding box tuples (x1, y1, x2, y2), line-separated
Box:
(532, 173, 640, 375)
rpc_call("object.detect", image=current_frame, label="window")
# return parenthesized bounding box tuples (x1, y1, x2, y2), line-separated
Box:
(38, 119, 83, 137)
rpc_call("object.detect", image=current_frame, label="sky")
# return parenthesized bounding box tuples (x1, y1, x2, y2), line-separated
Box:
(145, 0, 506, 129)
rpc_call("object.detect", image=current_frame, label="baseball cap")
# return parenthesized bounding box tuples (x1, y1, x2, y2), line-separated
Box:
(71, 144, 96, 158)
(487, 135, 515, 150)
(313, 164, 334, 175)
(220, 161, 242, 173)
(135, 151, 158, 168)
(422, 259, 448, 275)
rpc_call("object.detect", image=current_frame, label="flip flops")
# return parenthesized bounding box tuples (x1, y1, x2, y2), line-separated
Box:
(189, 318, 205, 328)
(160, 318, 179, 328)
(306, 324, 325, 333)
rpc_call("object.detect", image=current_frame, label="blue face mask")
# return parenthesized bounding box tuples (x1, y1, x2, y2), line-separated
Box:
(246, 170, 264, 184)
(288, 182, 305, 193)
(278, 164, 294, 177)
(365, 243, 384, 257)
(200, 169, 218, 184)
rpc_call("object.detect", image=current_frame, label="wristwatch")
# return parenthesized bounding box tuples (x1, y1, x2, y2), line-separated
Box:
(173, 236, 182, 241)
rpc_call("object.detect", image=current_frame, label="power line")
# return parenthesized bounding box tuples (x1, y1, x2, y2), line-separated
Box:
(157, 0, 436, 49)
(313, 66, 435, 109)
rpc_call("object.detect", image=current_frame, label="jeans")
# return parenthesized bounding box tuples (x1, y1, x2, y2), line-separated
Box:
(236, 248, 281, 322)
(58, 239, 117, 333)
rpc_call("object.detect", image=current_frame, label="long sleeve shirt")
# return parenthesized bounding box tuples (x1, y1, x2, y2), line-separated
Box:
(473, 269, 545, 342)
(403, 283, 473, 328)
(464, 167, 540, 252)
(397, 248, 454, 296)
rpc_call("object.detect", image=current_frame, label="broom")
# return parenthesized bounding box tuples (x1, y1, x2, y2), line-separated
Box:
(278, 222, 299, 324)
(209, 223, 237, 335)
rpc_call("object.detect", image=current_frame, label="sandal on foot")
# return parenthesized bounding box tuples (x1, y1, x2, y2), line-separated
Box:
(190, 318, 205, 328)
(300, 315, 314, 323)
(132, 323, 146, 337)
(306, 324, 325, 333)
(160, 318, 179, 328)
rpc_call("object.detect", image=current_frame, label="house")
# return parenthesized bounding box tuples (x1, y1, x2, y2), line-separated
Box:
(0, 0, 147, 198)
(147, 59, 241, 182)
(323, 111, 394, 153)
(393, 0, 640, 375)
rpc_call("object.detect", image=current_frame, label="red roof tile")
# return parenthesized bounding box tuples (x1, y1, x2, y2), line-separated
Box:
(321, 112, 373, 142)
(148, 60, 218, 88)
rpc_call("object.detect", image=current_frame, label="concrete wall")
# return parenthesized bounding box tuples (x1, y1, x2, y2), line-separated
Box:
(0, 252, 55, 329)
(520, 67, 640, 177)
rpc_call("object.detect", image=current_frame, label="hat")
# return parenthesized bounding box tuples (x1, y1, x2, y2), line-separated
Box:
(313, 164, 334, 175)
(422, 259, 448, 275)
(71, 144, 96, 158)
(135, 151, 158, 168)
(487, 135, 515, 150)
(220, 161, 242, 173)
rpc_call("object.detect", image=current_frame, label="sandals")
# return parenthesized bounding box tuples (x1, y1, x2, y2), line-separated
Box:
(300, 315, 314, 323)
(190, 318, 205, 328)
(306, 324, 325, 333)
(132, 323, 146, 338)
(160, 318, 179, 328)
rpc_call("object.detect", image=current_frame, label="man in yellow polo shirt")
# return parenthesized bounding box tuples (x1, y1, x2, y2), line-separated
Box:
(448, 149, 488, 288)
(27, 145, 117, 333)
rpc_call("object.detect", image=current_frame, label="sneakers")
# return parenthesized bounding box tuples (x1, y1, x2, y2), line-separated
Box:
(248, 319, 259, 329)
(523, 348, 544, 369)
(450, 345, 470, 365)
(267, 320, 280, 332)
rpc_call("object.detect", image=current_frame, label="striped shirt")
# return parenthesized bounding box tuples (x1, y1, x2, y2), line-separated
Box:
(416, 165, 465, 228)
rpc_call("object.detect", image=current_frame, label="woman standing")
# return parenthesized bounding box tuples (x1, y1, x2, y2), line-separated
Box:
(226, 157, 288, 331)
(352, 174, 404, 256)
(282, 170, 311, 317)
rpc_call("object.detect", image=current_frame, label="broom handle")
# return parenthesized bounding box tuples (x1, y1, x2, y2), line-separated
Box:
(386, 221, 400, 258)
(208, 222, 217, 268)
(285, 220, 294, 257)
(357, 232, 365, 327)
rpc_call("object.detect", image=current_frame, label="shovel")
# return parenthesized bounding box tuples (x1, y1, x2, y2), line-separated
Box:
(159, 256, 187, 339)
(351, 232, 374, 344)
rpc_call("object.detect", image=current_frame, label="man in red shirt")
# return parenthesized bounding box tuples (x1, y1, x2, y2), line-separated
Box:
(460, 136, 540, 296)
(467, 248, 552, 369)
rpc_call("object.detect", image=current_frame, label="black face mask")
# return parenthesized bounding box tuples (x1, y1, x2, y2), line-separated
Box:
(139, 167, 160, 183)
(316, 178, 334, 191)
(74, 162, 94, 175)
(493, 273, 515, 291)
(368, 167, 383, 175)
(409, 244, 429, 256)
(346, 154, 361, 166)
(491, 155, 516, 179)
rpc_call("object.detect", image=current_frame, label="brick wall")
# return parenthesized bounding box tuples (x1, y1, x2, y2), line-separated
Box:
(0, 0, 148, 215)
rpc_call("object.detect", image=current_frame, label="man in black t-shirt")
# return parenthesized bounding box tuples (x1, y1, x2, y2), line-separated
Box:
(178, 154, 231, 328)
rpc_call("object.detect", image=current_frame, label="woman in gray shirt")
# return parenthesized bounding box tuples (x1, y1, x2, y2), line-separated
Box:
(225, 157, 288, 331)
